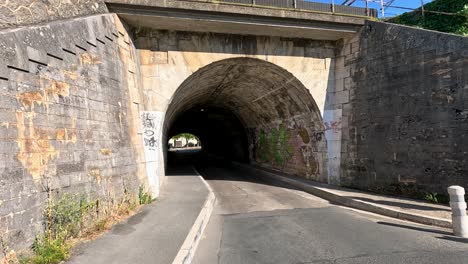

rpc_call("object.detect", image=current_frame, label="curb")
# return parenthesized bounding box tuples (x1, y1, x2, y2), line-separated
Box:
(233, 162, 452, 229)
(172, 168, 216, 264)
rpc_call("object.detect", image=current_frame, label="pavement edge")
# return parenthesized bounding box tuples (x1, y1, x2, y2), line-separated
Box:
(172, 167, 216, 264)
(232, 162, 452, 229)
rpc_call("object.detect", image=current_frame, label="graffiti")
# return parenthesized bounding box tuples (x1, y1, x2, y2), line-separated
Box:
(140, 111, 164, 197)
(254, 121, 324, 180)
(324, 121, 341, 133)
(142, 112, 159, 151)
(311, 131, 324, 142)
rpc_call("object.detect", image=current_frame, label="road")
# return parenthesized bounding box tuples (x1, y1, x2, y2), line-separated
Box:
(192, 161, 468, 264)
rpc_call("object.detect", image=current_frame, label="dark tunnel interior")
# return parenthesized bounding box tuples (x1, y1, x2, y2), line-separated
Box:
(167, 106, 249, 164)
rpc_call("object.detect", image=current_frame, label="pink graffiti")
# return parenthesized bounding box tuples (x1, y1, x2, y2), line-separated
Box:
(324, 121, 341, 133)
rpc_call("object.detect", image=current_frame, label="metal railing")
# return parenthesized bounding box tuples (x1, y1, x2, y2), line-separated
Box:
(202, 0, 378, 17)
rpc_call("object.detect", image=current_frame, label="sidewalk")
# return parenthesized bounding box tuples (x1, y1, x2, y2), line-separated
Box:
(234, 163, 454, 228)
(68, 166, 214, 264)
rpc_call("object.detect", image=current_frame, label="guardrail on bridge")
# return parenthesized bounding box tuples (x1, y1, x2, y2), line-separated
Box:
(189, 0, 378, 18)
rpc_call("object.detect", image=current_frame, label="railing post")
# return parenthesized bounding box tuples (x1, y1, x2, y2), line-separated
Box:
(293, 0, 297, 9)
(448, 186, 468, 238)
(380, 0, 385, 18)
(420, 0, 425, 20)
(365, 0, 369, 16)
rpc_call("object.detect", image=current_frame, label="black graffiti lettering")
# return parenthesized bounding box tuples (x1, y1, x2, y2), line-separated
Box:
(142, 113, 155, 129)
(144, 129, 154, 137)
(311, 132, 324, 142)
(144, 136, 157, 147)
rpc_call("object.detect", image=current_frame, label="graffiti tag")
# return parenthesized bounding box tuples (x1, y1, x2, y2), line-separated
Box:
(311, 131, 324, 142)
(141, 112, 159, 151)
(324, 121, 341, 133)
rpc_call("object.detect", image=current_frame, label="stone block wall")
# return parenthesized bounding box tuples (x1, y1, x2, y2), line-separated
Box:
(342, 21, 468, 194)
(0, 14, 147, 251)
(0, 0, 106, 30)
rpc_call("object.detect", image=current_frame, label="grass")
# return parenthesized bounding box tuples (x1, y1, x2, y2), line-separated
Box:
(16, 186, 155, 264)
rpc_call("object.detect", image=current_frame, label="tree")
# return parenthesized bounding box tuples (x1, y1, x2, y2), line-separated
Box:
(388, 0, 468, 36)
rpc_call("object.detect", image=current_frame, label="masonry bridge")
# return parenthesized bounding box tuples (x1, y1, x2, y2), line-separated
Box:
(105, 0, 373, 188)
(0, 0, 467, 252)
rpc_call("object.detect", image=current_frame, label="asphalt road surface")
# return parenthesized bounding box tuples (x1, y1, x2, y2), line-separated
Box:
(192, 161, 468, 264)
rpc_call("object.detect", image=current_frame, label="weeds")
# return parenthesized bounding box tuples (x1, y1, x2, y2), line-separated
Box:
(21, 194, 94, 264)
(1, 235, 19, 264)
(138, 185, 153, 205)
(47, 194, 94, 239)
(369, 183, 450, 205)
(423, 192, 449, 204)
(423, 192, 439, 203)
(19, 185, 150, 264)
(27, 232, 70, 264)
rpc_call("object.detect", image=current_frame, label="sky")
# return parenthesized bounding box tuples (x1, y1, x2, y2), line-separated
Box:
(309, 0, 435, 18)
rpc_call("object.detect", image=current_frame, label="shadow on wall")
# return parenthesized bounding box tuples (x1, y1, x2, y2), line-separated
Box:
(134, 29, 337, 57)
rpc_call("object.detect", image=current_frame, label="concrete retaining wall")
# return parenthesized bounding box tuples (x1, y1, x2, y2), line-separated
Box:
(342, 21, 468, 194)
(0, 14, 148, 251)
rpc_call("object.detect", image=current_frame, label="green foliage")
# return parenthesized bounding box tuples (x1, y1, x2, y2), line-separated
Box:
(138, 185, 153, 205)
(172, 133, 198, 141)
(423, 192, 439, 203)
(47, 194, 94, 239)
(423, 192, 449, 204)
(27, 233, 70, 264)
(257, 126, 294, 167)
(22, 194, 95, 264)
(22, 189, 143, 264)
(388, 0, 468, 36)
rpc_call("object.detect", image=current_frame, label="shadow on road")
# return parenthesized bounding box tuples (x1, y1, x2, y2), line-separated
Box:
(166, 150, 309, 193)
(346, 196, 451, 212)
(436, 236, 468, 244)
(376, 221, 452, 236)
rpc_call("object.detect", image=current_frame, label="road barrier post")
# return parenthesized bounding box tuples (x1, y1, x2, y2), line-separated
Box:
(448, 186, 468, 238)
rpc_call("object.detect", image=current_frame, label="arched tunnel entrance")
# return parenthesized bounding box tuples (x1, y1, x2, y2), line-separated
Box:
(168, 107, 248, 162)
(164, 57, 327, 182)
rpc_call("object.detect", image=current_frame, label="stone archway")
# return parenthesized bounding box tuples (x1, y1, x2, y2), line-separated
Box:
(164, 57, 327, 182)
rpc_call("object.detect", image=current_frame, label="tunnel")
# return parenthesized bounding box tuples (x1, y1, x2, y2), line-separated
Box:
(163, 57, 328, 182)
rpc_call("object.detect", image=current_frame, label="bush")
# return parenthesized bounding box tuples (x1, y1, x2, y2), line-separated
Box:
(47, 194, 94, 240)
